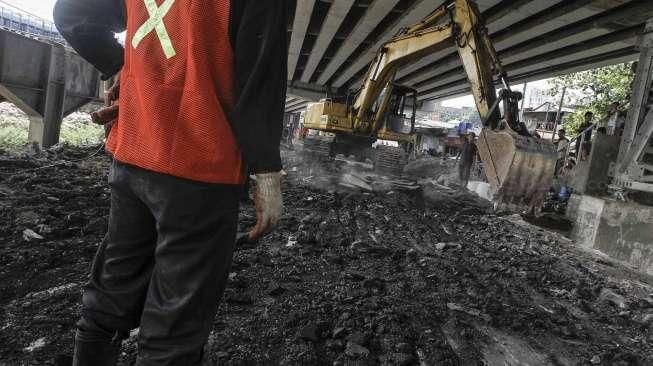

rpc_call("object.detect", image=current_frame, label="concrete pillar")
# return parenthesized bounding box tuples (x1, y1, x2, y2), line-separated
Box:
(28, 45, 66, 148)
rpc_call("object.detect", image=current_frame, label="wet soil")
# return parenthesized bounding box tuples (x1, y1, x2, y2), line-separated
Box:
(1, 146, 652, 365)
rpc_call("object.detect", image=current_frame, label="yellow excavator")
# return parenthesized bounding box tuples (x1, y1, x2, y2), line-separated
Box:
(302, 0, 557, 210)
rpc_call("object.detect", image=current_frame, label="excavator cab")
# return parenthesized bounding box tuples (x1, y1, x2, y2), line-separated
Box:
(377, 84, 417, 142)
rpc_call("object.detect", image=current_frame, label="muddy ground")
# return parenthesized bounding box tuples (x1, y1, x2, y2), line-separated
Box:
(0, 145, 652, 365)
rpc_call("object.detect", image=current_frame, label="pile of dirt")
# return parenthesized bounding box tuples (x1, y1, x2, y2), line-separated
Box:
(0, 146, 652, 365)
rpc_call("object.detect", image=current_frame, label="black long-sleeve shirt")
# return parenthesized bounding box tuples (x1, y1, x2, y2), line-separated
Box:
(53, 0, 289, 174)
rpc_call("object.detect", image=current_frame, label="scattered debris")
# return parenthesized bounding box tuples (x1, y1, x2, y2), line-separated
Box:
(0, 146, 651, 365)
(22, 229, 44, 241)
(344, 341, 370, 358)
(23, 338, 46, 352)
(598, 288, 628, 310)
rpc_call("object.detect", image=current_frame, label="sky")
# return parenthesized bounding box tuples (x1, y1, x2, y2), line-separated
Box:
(1, 0, 55, 20)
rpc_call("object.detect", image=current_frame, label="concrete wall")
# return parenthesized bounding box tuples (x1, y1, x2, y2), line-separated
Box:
(568, 194, 653, 275)
(569, 133, 621, 195)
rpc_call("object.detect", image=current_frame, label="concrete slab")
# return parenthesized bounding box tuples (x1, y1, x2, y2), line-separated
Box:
(467, 181, 493, 202)
(568, 194, 653, 275)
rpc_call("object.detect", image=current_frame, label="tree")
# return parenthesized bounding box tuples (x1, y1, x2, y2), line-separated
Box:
(547, 62, 635, 135)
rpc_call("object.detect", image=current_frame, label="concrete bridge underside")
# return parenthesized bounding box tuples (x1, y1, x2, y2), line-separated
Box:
(285, 0, 653, 112)
(0, 28, 102, 148)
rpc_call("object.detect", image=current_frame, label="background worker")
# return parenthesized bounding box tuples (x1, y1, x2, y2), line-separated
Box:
(53, 0, 288, 365)
(554, 129, 569, 176)
(578, 111, 594, 160)
(458, 132, 477, 189)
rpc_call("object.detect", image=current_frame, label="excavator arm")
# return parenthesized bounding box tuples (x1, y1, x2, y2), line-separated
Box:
(351, 0, 556, 211)
(353, 0, 506, 133)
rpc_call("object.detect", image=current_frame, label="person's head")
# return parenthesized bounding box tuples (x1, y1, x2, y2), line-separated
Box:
(558, 129, 566, 139)
(584, 111, 594, 122)
(466, 132, 476, 142)
(609, 102, 620, 113)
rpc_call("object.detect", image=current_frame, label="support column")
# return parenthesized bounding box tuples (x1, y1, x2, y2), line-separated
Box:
(617, 19, 653, 171)
(28, 45, 66, 148)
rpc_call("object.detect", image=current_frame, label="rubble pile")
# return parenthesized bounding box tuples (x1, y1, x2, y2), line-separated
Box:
(0, 146, 652, 365)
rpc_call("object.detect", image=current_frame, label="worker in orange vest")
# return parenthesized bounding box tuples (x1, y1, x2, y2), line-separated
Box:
(54, 1, 288, 365)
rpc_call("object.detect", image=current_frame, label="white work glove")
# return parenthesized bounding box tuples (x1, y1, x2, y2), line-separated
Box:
(248, 172, 283, 240)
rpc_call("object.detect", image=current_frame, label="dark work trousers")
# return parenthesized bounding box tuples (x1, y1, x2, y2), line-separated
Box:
(78, 160, 240, 365)
(458, 160, 472, 188)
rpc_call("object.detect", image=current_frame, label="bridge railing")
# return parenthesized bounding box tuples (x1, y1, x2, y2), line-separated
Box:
(0, 3, 65, 44)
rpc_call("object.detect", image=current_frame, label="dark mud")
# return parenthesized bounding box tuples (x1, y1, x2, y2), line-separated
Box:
(1, 146, 652, 365)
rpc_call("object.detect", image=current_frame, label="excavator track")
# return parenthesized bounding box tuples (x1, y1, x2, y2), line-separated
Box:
(302, 135, 334, 158)
(375, 145, 408, 176)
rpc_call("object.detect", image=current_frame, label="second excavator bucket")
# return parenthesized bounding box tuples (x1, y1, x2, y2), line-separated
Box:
(476, 128, 557, 212)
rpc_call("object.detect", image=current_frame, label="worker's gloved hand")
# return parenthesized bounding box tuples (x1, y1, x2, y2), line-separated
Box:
(248, 172, 283, 240)
(90, 74, 120, 136)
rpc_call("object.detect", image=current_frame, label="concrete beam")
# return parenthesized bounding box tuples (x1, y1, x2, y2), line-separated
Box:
(395, 0, 604, 87)
(421, 47, 638, 100)
(288, 0, 316, 80)
(300, 0, 356, 83)
(317, 0, 402, 85)
(331, 0, 437, 87)
(349, 0, 552, 89)
(405, 0, 651, 91)
(28, 46, 66, 148)
(286, 102, 309, 113)
(286, 99, 308, 109)
(288, 80, 338, 101)
(416, 25, 641, 93)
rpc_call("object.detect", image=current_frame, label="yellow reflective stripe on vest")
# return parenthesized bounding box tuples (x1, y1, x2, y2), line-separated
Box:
(132, 0, 177, 59)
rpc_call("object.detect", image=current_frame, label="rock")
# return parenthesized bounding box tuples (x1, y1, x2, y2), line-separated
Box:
(332, 327, 347, 339)
(633, 312, 653, 326)
(395, 342, 412, 354)
(15, 210, 39, 225)
(345, 341, 370, 358)
(362, 278, 385, 292)
(266, 281, 286, 296)
(299, 324, 320, 342)
(215, 351, 230, 359)
(435, 242, 447, 251)
(83, 217, 107, 233)
(346, 331, 368, 345)
(225, 292, 254, 305)
(23, 337, 46, 352)
(36, 224, 53, 235)
(644, 313, 653, 325)
(326, 339, 345, 351)
(447, 302, 491, 322)
(22, 229, 44, 241)
(380, 353, 415, 366)
(598, 288, 628, 309)
(590, 355, 601, 364)
(53, 355, 72, 366)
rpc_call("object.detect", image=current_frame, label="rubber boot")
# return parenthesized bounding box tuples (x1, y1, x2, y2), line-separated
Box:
(72, 329, 122, 366)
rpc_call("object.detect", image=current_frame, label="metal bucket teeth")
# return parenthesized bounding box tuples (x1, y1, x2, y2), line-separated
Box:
(476, 128, 557, 212)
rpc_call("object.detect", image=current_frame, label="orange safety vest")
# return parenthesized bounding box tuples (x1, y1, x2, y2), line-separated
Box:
(106, 0, 244, 184)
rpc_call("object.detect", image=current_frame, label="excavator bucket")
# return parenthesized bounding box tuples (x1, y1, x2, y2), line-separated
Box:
(476, 128, 557, 212)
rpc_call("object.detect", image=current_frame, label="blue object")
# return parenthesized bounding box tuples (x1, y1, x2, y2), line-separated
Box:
(558, 186, 571, 201)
